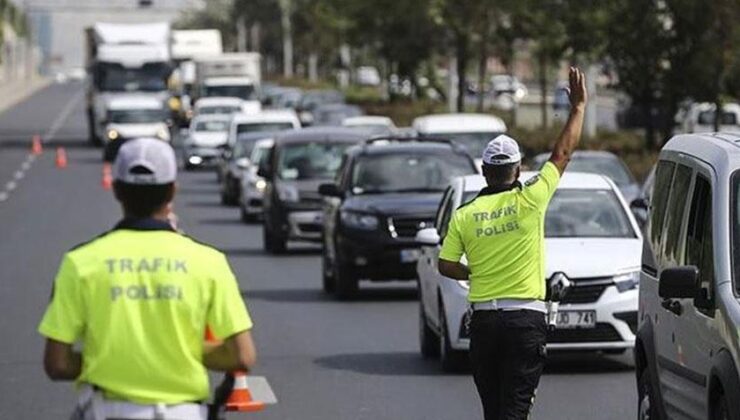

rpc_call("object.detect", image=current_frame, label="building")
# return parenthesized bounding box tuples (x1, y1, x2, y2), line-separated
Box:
(24, 0, 204, 74)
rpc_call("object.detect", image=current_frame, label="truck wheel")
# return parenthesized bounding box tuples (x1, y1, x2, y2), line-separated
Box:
(638, 369, 659, 420)
(439, 303, 466, 372)
(263, 223, 286, 254)
(321, 251, 335, 294)
(334, 256, 357, 300)
(419, 302, 440, 359)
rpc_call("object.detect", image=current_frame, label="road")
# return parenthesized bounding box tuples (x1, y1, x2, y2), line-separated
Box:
(0, 82, 636, 419)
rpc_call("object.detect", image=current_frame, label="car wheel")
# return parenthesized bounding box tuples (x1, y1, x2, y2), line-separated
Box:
(439, 302, 466, 372)
(638, 369, 659, 420)
(712, 392, 729, 420)
(263, 222, 286, 254)
(321, 251, 335, 294)
(334, 255, 358, 300)
(419, 301, 440, 359)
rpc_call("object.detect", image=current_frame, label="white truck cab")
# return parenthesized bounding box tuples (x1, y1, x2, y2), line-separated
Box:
(636, 132, 740, 420)
(101, 95, 170, 161)
(412, 113, 507, 166)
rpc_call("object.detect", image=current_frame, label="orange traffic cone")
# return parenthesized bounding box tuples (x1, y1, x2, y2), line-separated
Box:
(31, 135, 42, 155)
(101, 163, 113, 190)
(225, 371, 265, 412)
(55, 147, 68, 168)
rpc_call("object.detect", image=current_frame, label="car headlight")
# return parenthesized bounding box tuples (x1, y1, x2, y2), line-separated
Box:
(340, 211, 379, 230)
(276, 184, 299, 202)
(614, 271, 640, 293)
(255, 179, 267, 192)
(107, 129, 119, 141)
(157, 128, 170, 140)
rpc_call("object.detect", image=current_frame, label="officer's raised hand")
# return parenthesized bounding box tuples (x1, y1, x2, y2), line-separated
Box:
(550, 67, 588, 174)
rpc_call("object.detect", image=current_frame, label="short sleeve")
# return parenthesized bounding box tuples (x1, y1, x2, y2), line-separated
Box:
(38, 255, 85, 344)
(439, 211, 464, 262)
(206, 254, 253, 340)
(521, 161, 561, 209)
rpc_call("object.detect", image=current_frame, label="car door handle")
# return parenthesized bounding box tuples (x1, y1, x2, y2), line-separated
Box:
(661, 299, 683, 316)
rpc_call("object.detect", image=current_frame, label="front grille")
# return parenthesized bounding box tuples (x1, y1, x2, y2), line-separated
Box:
(547, 323, 622, 343)
(561, 277, 611, 304)
(388, 217, 434, 238)
(298, 223, 322, 233)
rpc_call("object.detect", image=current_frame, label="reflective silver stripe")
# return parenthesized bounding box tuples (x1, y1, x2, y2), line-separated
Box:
(471, 299, 547, 313)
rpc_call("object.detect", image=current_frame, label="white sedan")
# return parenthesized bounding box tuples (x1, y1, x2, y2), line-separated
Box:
(416, 172, 643, 371)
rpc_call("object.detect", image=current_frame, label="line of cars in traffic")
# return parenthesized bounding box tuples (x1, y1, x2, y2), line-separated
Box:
(182, 83, 653, 376)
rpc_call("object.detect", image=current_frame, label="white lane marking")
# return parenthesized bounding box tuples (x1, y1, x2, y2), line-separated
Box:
(0, 89, 84, 205)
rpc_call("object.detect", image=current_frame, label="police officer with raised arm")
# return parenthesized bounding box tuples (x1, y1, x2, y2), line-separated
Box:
(438, 67, 587, 420)
(38, 138, 256, 420)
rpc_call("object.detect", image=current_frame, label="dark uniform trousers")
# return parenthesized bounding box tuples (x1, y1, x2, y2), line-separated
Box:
(469, 309, 547, 420)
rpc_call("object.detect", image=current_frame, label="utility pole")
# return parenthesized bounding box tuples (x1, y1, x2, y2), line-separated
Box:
(278, 0, 293, 78)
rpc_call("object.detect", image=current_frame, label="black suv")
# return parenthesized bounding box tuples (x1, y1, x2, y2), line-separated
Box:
(319, 138, 478, 298)
(257, 127, 368, 253)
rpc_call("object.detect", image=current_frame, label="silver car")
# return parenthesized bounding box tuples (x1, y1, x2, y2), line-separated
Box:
(239, 138, 273, 223)
(636, 132, 740, 419)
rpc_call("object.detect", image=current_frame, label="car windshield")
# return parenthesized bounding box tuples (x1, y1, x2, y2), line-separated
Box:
(698, 110, 737, 126)
(108, 109, 165, 124)
(277, 142, 349, 180)
(194, 120, 229, 132)
(428, 132, 502, 157)
(352, 152, 474, 194)
(199, 106, 240, 115)
(535, 155, 634, 186)
(237, 122, 295, 134)
(99, 64, 168, 92)
(732, 172, 740, 287)
(203, 85, 256, 100)
(462, 188, 635, 238)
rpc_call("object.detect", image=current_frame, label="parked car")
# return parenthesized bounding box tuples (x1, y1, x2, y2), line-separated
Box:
(193, 97, 259, 117)
(312, 104, 363, 127)
(412, 113, 507, 166)
(183, 114, 231, 169)
(532, 151, 641, 203)
(219, 132, 276, 206)
(101, 95, 171, 162)
(417, 172, 643, 370)
(295, 90, 345, 126)
(258, 127, 368, 253)
(319, 138, 478, 299)
(635, 132, 740, 420)
(240, 138, 274, 223)
(342, 116, 397, 136)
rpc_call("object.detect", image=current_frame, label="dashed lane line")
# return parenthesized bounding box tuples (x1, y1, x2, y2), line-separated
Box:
(0, 90, 84, 205)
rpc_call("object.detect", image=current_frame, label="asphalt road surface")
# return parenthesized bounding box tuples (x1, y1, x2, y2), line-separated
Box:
(0, 82, 636, 419)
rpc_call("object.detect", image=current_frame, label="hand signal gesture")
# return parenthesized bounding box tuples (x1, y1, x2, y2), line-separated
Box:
(568, 67, 587, 109)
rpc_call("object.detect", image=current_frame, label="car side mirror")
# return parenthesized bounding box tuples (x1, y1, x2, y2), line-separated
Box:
(236, 157, 250, 169)
(318, 183, 343, 198)
(415, 227, 440, 246)
(630, 197, 649, 211)
(659, 266, 699, 299)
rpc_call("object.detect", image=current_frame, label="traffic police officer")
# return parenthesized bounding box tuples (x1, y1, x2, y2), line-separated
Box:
(38, 138, 256, 419)
(438, 67, 587, 420)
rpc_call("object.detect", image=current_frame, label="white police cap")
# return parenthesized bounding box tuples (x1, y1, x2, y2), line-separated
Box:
(113, 138, 177, 185)
(481, 134, 522, 165)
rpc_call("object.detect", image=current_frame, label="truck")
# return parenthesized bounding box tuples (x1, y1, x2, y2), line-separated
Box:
(194, 53, 262, 105)
(85, 22, 173, 146)
(170, 29, 223, 125)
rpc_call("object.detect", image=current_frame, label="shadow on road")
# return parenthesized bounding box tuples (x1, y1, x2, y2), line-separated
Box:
(314, 352, 462, 377)
(243, 286, 417, 303)
(543, 353, 634, 374)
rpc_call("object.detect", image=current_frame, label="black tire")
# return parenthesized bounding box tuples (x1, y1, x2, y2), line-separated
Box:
(439, 302, 466, 372)
(334, 255, 358, 300)
(638, 369, 659, 420)
(419, 302, 440, 359)
(240, 206, 257, 223)
(263, 223, 286, 254)
(321, 251, 335, 294)
(712, 391, 729, 420)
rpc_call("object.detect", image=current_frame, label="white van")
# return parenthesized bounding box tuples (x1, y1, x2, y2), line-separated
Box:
(412, 113, 507, 165)
(101, 95, 170, 161)
(636, 132, 740, 419)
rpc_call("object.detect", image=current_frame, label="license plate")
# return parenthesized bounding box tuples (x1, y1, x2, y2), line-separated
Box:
(400, 249, 421, 263)
(556, 310, 596, 329)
